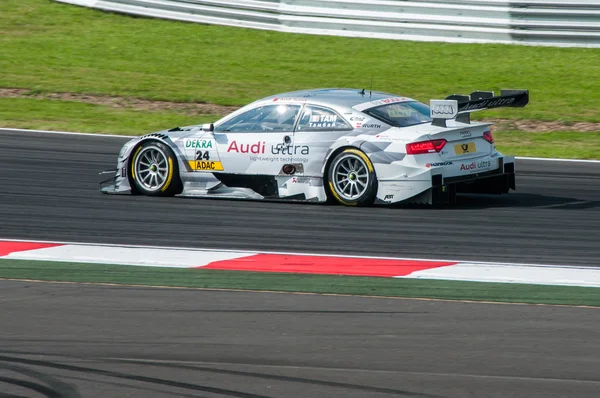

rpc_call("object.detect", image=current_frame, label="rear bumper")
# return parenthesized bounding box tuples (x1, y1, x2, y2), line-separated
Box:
(431, 157, 515, 204)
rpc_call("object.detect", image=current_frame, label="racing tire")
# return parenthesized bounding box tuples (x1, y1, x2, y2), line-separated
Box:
(326, 148, 377, 206)
(129, 141, 182, 196)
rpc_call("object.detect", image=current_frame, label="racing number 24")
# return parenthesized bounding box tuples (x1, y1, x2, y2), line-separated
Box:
(195, 150, 210, 161)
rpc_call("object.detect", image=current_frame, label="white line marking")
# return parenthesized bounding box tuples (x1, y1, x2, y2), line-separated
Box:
(2, 128, 599, 163)
(516, 156, 600, 164)
(534, 200, 590, 209)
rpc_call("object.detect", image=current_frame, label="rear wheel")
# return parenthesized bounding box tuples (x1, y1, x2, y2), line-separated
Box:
(129, 141, 181, 196)
(326, 148, 377, 206)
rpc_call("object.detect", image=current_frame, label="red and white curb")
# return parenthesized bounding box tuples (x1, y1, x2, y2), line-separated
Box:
(1, 239, 599, 287)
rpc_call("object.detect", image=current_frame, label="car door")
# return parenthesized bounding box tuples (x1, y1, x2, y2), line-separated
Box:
(293, 105, 354, 176)
(211, 104, 302, 175)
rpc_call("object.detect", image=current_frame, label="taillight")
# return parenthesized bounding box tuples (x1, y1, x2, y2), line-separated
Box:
(406, 139, 447, 155)
(483, 130, 494, 144)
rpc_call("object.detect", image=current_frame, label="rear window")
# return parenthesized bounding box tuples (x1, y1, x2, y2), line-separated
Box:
(365, 101, 432, 128)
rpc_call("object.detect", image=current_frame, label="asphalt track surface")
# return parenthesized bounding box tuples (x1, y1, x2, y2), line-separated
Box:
(1, 129, 599, 265)
(1, 129, 600, 397)
(1, 280, 600, 398)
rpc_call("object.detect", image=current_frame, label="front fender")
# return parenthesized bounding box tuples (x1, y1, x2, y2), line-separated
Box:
(102, 133, 185, 194)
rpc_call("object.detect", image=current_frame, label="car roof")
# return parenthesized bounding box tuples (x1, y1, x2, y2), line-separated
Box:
(260, 88, 413, 109)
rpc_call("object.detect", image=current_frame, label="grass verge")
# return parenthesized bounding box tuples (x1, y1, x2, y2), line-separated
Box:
(494, 131, 600, 160)
(0, 98, 217, 135)
(1, 259, 598, 306)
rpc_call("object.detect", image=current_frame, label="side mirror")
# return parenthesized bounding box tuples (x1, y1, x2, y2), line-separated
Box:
(201, 123, 214, 132)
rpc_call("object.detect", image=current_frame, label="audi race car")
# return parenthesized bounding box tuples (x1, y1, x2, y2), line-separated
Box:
(101, 88, 529, 206)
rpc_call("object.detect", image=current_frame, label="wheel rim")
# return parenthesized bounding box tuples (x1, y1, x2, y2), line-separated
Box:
(332, 154, 370, 201)
(134, 146, 169, 191)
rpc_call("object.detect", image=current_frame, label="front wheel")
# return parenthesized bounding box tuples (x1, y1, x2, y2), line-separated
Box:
(326, 148, 377, 206)
(129, 141, 182, 196)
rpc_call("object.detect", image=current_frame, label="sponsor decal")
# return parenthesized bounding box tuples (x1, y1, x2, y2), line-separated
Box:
(308, 114, 337, 128)
(454, 142, 476, 154)
(227, 141, 309, 155)
(292, 177, 310, 184)
(273, 97, 308, 102)
(384, 194, 394, 200)
(460, 97, 515, 111)
(367, 97, 409, 107)
(361, 124, 382, 129)
(380, 97, 406, 104)
(250, 155, 308, 163)
(349, 116, 366, 121)
(272, 143, 310, 155)
(227, 141, 266, 154)
(426, 162, 453, 168)
(189, 160, 224, 171)
(431, 104, 455, 115)
(185, 139, 214, 149)
(460, 160, 491, 171)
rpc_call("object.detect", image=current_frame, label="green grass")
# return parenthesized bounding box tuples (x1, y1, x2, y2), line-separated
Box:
(1, 0, 599, 158)
(1, 259, 598, 306)
(0, 97, 217, 135)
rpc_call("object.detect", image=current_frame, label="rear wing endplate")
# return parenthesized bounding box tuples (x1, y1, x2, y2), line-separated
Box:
(430, 89, 529, 127)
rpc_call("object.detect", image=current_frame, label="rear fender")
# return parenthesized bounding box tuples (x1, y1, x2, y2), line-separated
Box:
(320, 137, 371, 175)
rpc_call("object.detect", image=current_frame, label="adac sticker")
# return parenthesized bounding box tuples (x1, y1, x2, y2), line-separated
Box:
(188, 160, 224, 171)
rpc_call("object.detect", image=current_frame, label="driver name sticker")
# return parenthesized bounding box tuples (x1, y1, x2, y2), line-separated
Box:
(308, 114, 337, 128)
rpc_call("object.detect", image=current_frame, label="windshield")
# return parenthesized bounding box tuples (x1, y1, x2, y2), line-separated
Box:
(365, 101, 432, 127)
(215, 104, 301, 132)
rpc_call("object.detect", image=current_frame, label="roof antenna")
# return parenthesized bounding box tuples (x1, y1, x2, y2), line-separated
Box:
(369, 73, 373, 97)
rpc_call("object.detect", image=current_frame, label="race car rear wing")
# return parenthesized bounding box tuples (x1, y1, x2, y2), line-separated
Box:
(430, 89, 529, 127)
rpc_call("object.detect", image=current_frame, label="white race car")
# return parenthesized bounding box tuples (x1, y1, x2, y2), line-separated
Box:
(101, 88, 528, 206)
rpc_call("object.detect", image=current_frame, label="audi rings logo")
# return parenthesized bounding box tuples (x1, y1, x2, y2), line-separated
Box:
(432, 104, 455, 115)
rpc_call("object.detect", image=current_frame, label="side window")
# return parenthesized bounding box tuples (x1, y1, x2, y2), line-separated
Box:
(296, 106, 351, 132)
(214, 105, 300, 133)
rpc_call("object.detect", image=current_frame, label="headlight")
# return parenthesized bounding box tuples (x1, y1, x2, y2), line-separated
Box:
(118, 139, 137, 158)
(118, 145, 128, 159)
